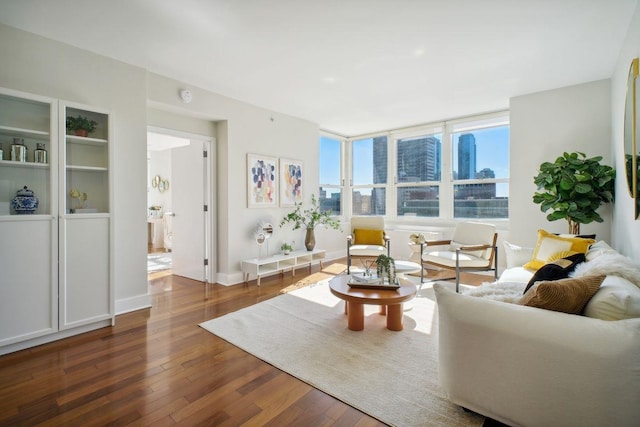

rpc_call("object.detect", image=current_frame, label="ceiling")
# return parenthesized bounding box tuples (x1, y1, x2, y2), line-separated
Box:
(0, 0, 636, 136)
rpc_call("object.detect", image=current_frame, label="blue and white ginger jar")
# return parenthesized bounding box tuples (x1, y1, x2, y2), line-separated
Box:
(11, 185, 38, 214)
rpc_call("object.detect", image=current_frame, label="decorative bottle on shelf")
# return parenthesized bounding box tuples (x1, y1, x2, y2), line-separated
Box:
(11, 138, 26, 162)
(34, 143, 47, 164)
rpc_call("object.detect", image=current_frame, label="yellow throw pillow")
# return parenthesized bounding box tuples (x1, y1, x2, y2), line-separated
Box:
(523, 229, 595, 270)
(519, 275, 605, 314)
(353, 228, 384, 246)
(546, 250, 580, 263)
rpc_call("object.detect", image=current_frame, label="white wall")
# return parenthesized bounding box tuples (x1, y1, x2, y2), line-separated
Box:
(509, 79, 613, 247)
(612, 3, 640, 261)
(145, 73, 345, 285)
(0, 23, 150, 311)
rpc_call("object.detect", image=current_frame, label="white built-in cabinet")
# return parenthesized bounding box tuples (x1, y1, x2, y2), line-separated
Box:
(0, 87, 113, 354)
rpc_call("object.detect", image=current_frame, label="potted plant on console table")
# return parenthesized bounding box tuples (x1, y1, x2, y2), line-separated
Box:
(280, 194, 340, 251)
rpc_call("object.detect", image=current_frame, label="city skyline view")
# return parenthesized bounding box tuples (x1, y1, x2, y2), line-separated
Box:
(320, 125, 509, 194)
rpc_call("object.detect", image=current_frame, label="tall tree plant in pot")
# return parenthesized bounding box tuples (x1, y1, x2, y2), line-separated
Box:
(532, 152, 615, 234)
(280, 194, 340, 250)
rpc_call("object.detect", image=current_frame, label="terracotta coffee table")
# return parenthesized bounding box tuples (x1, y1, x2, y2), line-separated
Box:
(329, 275, 417, 331)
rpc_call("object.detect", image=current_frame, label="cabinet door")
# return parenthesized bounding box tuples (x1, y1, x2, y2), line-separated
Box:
(59, 216, 111, 328)
(59, 102, 113, 329)
(0, 219, 57, 345)
(0, 88, 58, 347)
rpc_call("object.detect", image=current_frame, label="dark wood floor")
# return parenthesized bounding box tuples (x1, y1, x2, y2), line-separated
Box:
(0, 260, 487, 426)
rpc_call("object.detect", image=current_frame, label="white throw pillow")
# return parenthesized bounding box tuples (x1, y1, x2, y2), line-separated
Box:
(584, 275, 640, 320)
(503, 241, 534, 269)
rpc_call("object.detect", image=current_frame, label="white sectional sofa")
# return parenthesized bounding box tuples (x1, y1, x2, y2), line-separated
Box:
(433, 239, 640, 427)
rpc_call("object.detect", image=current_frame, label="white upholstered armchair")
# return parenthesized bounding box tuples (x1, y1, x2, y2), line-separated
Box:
(420, 222, 497, 291)
(346, 216, 390, 274)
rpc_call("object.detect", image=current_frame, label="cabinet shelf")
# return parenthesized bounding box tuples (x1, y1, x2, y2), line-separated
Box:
(0, 124, 49, 140)
(0, 214, 54, 222)
(66, 165, 108, 172)
(0, 159, 49, 169)
(66, 135, 108, 146)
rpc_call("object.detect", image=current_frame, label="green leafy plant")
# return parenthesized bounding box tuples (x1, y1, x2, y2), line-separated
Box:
(280, 194, 340, 231)
(66, 115, 98, 133)
(532, 152, 615, 234)
(280, 242, 293, 253)
(375, 254, 396, 284)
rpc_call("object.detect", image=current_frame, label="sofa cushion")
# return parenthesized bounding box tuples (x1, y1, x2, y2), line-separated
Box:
(519, 275, 605, 314)
(523, 253, 586, 294)
(584, 275, 640, 320)
(503, 241, 534, 269)
(523, 229, 594, 270)
(353, 228, 384, 246)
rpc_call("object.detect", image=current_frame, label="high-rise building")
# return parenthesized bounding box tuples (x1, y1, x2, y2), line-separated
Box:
(397, 136, 441, 182)
(458, 133, 476, 179)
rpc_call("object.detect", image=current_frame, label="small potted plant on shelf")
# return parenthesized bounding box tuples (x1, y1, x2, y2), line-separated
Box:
(66, 115, 98, 137)
(280, 242, 293, 255)
(280, 194, 341, 251)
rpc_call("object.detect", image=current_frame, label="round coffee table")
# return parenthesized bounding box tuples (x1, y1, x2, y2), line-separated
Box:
(329, 275, 417, 331)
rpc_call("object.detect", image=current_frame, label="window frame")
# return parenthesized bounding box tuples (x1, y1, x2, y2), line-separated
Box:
(349, 135, 389, 216)
(318, 131, 346, 218)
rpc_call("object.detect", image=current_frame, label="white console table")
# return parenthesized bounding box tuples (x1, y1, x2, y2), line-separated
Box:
(241, 249, 326, 286)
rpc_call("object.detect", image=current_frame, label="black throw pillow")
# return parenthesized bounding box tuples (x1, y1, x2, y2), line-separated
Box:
(523, 253, 586, 294)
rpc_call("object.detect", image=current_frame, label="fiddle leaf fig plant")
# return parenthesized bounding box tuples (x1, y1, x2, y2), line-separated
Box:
(532, 152, 615, 234)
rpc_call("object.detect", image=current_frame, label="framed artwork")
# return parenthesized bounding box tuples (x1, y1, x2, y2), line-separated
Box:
(279, 158, 303, 207)
(247, 153, 278, 208)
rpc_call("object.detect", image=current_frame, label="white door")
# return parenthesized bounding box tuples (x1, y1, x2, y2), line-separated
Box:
(171, 140, 206, 281)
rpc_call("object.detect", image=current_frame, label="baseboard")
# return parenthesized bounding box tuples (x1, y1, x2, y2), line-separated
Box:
(115, 293, 152, 315)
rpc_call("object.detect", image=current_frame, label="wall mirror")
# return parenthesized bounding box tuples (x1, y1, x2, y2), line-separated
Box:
(624, 57, 639, 219)
(261, 222, 274, 239)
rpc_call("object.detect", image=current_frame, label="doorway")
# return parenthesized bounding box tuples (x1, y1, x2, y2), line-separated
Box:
(147, 128, 214, 284)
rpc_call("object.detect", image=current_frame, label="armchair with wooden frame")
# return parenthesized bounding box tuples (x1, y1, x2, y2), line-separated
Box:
(346, 216, 390, 274)
(420, 222, 498, 292)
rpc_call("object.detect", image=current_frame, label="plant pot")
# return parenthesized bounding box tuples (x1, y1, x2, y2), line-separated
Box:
(305, 228, 315, 251)
(74, 129, 89, 137)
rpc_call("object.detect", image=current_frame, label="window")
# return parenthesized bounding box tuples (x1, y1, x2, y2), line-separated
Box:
(451, 119, 509, 219)
(319, 134, 343, 215)
(396, 132, 442, 217)
(320, 111, 509, 221)
(351, 136, 387, 215)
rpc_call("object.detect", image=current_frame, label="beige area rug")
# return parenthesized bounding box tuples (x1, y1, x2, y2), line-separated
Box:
(200, 278, 483, 427)
(279, 263, 348, 294)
